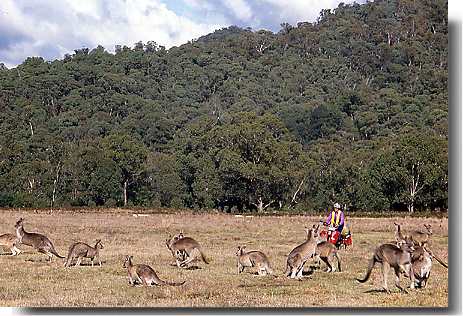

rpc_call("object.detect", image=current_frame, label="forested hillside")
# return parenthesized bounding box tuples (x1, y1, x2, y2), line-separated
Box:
(0, 0, 448, 213)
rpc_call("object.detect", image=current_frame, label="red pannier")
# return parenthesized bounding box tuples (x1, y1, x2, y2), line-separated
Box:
(328, 230, 340, 245)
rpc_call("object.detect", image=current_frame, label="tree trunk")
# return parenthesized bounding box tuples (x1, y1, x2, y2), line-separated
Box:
(123, 180, 128, 206)
(256, 197, 264, 213)
(253, 197, 274, 213)
(51, 162, 61, 208)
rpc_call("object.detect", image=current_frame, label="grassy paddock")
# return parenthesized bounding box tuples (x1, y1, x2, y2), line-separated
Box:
(0, 209, 448, 308)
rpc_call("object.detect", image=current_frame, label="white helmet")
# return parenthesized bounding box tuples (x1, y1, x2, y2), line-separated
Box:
(333, 202, 341, 209)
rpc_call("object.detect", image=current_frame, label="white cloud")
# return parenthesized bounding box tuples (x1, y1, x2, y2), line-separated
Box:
(0, 0, 364, 67)
(261, 0, 360, 25)
(0, 0, 225, 67)
(221, 0, 253, 21)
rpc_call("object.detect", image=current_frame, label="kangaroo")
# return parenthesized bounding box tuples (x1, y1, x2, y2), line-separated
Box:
(0, 233, 21, 255)
(411, 242, 433, 288)
(123, 255, 185, 287)
(285, 224, 319, 279)
(356, 239, 415, 293)
(64, 239, 104, 267)
(165, 234, 209, 268)
(235, 246, 273, 276)
(14, 218, 64, 261)
(393, 222, 407, 245)
(409, 224, 433, 246)
(313, 241, 341, 272)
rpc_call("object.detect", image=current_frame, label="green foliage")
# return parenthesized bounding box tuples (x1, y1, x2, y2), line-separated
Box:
(0, 0, 447, 212)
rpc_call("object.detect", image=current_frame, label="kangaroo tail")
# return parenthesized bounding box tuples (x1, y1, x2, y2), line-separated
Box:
(425, 247, 448, 268)
(199, 249, 210, 264)
(356, 257, 375, 283)
(432, 254, 448, 268)
(50, 246, 65, 259)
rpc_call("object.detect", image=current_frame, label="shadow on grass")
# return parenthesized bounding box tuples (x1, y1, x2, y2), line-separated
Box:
(364, 288, 389, 294)
(65, 261, 107, 267)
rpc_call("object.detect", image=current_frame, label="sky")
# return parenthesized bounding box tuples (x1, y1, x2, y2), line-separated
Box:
(0, 0, 364, 68)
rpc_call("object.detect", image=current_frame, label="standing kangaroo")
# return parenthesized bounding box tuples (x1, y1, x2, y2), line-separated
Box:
(0, 233, 21, 256)
(393, 222, 407, 245)
(356, 239, 415, 293)
(394, 223, 433, 247)
(64, 239, 104, 267)
(409, 224, 433, 246)
(14, 218, 64, 261)
(235, 246, 273, 276)
(123, 255, 185, 287)
(165, 234, 209, 268)
(314, 241, 342, 272)
(285, 225, 319, 279)
(411, 242, 433, 288)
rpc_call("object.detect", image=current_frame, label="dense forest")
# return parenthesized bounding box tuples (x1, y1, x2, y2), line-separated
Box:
(0, 0, 448, 213)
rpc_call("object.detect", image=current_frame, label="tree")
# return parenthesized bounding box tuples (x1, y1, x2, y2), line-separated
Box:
(101, 133, 148, 206)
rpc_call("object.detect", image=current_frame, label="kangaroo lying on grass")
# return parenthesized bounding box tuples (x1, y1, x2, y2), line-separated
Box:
(165, 233, 209, 268)
(15, 218, 64, 261)
(313, 241, 341, 273)
(64, 239, 104, 267)
(0, 233, 21, 256)
(235, 246, 273, 276)
(123, 255, 185, 287)
(356, 239, 415, 293)
(285, 224, 319, 279)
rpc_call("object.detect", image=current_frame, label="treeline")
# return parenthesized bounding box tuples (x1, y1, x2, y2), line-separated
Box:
(0, 0, 448, 213)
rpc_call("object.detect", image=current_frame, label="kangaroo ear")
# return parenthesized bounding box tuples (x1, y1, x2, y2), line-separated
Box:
(242, 245, 246, 249)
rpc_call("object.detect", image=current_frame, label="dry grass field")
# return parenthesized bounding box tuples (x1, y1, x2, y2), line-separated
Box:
(0, 208, 448, 308)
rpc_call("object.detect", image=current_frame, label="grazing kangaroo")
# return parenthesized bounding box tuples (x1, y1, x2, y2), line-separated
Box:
(235, 246, 273, 276)
(165, 234, 209, 268)
(14, 218, 64, 261)
(356, 239, 415, 293)
(64, 239, 104, 267)
(123, 255, 185, 287)
(285, 225, 319, 279)
(0, 233, 21, 255)
(314, 241, 341, 272)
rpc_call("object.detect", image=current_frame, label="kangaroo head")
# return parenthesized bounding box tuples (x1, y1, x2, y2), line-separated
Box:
(424, 224, 433, 235)
(401, 237, 415, 253)
(304, 226, 314, 240)
(96, 239, 104, 249)
(312, 223, 320, 238)
(235, 246, 245, 256)
(14, 218, 24, 229)
(123, 255, 133, 268)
